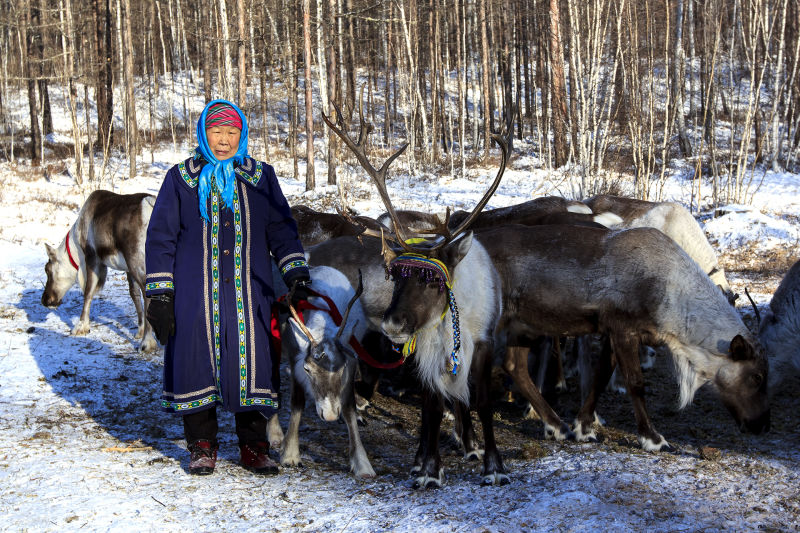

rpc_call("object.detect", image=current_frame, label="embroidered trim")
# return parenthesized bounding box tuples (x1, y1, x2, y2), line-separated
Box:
(163, 386, 218, 400)
(188, 157, 204, 174)
(235, 159, 263, 186)
(178, 160, 199, 188)
(211, 190, 222, 391)
(278, 252, 306, 269)
(162, 393, 220, 412)
(240, 157, 254, 172)
(146, 281, 174, 291)
(281, 259, 308, 276)
(146, 272, 173, 280)
(389, 253, 462, 374)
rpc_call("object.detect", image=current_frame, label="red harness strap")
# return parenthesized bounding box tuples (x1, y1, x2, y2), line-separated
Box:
(271, 288, 405, 370)
(65, 231, 80, 270)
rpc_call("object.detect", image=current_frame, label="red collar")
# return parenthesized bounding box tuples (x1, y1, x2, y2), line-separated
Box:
(65, 231, 80, 270)
(272, 288, 405, 370)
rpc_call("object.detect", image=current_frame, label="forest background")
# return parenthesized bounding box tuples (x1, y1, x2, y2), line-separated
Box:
(2, 0, 799, 210)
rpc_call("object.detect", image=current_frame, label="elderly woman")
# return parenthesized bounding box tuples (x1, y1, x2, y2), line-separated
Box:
(145, 100, 310, 476)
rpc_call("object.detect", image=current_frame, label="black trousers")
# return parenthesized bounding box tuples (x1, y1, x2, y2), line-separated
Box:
(183, 407, 269, 447)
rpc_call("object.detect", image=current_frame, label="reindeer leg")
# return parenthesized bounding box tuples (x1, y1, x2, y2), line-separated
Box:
(611, 331, 672, 452)
(473, 340, 509, 486)
(504, 345, 573, 440)
(411, 388, 444, 490)
(132, 275, 158, 352)
(573, 335, 614, 442)
(267, 413, 284, 449)
(128, 274, 145, 339)
(451, 400, 483, 461)
(280, 376, 306, 467)
(73, 265, 106, 335)
(342, 391, 375, 479)
(551, 337, 567, 392)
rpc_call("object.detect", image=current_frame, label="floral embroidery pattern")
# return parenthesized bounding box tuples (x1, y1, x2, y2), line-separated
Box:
(146, 281, 174, 292)
(162, 393, 220, 412)
(178, 161, 198, 188)
(235, 160, 262, 186)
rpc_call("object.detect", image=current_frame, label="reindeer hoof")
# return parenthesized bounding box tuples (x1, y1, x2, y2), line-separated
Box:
(639, 435, 672, 452)
(555, 380, 568, 393)
(544, 423, 574, 441)
(572, 421, 598, 443)
(71, 323, 90, 336)
(353, 466, 376, 479)
(356, 413, 367, 427)
(480, 472, 510, 486)
(412, 470, 443, 490)
(522, 403, 541, 421)
(464, 449, 484, 462)
(139, 337, 159, 353)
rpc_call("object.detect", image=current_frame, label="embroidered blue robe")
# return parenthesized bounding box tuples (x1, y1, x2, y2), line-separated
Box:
(145, 155, 309, 415)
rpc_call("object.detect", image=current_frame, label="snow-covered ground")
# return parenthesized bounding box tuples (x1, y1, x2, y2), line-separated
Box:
(1, 78, 800, 530)
(1, 144, 799, 531)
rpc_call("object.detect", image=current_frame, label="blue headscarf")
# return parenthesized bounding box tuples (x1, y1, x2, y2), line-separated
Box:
(195, 99, 249, 222)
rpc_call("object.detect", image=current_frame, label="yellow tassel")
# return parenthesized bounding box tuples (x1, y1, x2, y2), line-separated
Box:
(402, 335, 417, 360)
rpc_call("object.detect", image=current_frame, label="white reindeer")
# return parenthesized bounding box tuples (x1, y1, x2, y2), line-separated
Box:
(280, 265, 376, 479)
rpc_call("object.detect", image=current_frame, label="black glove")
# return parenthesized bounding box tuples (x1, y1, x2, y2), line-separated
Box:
(289, 278, 312, 307)
(147, 293, 175, 345)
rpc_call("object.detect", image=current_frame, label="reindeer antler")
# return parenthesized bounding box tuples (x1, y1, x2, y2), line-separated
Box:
(744, 287, 761, 328)
(321, 99, 419, 256)
(323, 96, 514, 256)
(287, 283, 317, 346)
(336, 270, 364, 341)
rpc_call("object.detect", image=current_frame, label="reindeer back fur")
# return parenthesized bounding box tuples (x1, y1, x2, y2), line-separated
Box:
(760, 259, 800, 387)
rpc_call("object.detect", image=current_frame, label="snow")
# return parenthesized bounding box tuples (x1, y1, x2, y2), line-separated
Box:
(1, 82, 800, 531)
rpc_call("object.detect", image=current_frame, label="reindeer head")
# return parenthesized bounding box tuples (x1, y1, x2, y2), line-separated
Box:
(321, 100, 511, 365)
(714, 334, 770, 434)
(288, 271, 363, 422)
(42, 241, 78, 308)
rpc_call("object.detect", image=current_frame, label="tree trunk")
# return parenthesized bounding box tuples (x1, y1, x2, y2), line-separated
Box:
(548, 0, 569, 168)
(237, 0, 247, 105)
(479, 0, 491, 158)
(302, 0, 315, 190)
(326, 0, 339, 185)
(218, 0, 233, 101)
(121, 0, 138, 178)
(672, 0, 692, 157)
(59, 0, 83, 183)
(22, 0, 41, 166)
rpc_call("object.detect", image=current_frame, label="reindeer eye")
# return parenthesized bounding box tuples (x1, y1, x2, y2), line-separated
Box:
(750, 373, 764, 389)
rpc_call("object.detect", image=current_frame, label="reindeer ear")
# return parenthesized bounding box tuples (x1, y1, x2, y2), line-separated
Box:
(729, 334, 754, 361)
(444, 231, 473, 267)
(45, 243, 57, 261)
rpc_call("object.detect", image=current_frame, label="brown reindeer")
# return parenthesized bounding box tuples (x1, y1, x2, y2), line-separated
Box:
(585, 194, 736, 304)
(291, 205, 383, 247)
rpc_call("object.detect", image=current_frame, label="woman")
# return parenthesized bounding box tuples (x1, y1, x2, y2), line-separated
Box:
(145, 100, 310, 476)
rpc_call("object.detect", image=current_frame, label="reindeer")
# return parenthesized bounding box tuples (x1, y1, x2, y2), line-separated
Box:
(42, 190, 157, 352)
(585, 194, 736, 305)
(751, 259, 800, 390)
(324, 105, 769, 465)
(279, 266, 376, 478)
(470, 223, 770, 451)
(291, 205, 383, 247)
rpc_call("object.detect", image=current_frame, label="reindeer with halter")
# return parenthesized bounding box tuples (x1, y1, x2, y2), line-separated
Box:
(322, 103, 771, 488)
(279, 267, 376, 479)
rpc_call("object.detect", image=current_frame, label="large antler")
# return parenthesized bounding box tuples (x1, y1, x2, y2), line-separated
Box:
(321, 101, 419, 255)
(322, 97, 514, 255)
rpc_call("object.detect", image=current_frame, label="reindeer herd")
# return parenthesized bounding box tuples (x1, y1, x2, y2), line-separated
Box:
(41, 113, 800, 489)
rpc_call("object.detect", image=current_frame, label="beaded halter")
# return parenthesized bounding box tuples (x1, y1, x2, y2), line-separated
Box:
(388, 252, 462, 374)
